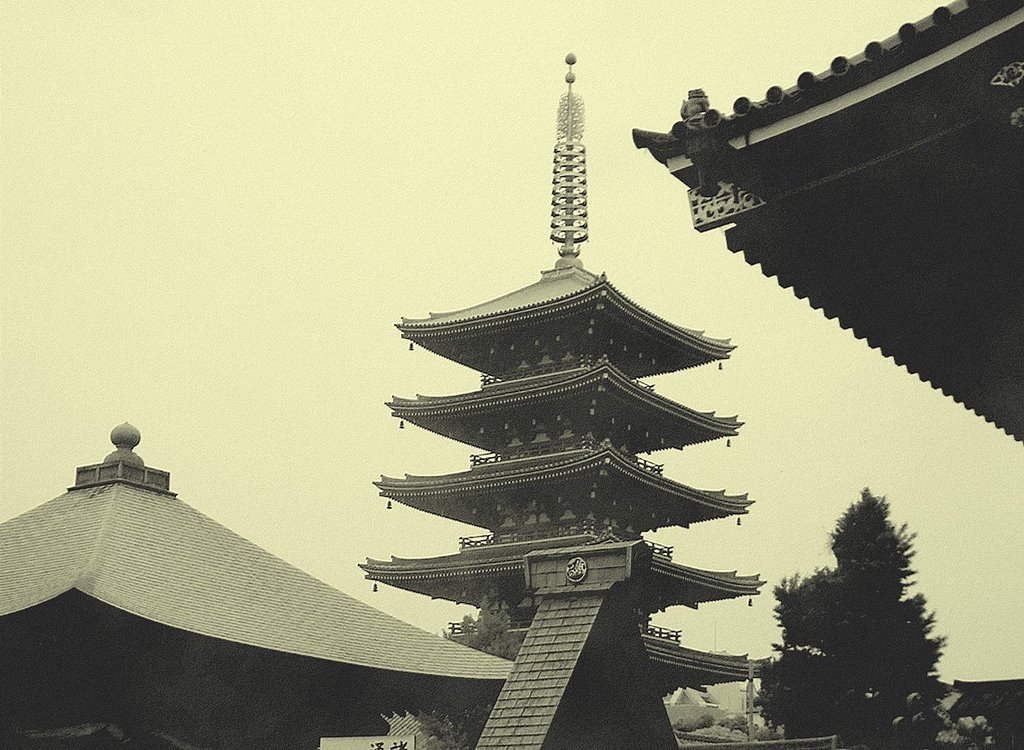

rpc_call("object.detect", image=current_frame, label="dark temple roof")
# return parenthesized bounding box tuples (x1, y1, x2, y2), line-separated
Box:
(0, 483, 511, 680)
(634, 2, 1024, 442)
(633, 1, 1023, 167)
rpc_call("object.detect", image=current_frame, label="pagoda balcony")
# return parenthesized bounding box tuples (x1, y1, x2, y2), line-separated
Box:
(468, 437, 597, 467)
(458, 522, 601, 550)
(633, 454, 664, 476)
(644, 540, 674, 560)
(447, 619, 532, 636)
(468, 441, 664, 477)
(480, 356, 656, 396)
(456, 528, 673, 562)
(480, 355, 595, 388)
(641, 624, 681, 643)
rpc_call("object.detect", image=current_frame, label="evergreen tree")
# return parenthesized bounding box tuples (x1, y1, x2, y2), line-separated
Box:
(759, 489, 945, 748)
(445, 594, 524, 661)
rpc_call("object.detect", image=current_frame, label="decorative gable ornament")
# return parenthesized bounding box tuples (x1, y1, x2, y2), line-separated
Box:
(991, 62, 1024, 87)
(565, 556, 588, 584)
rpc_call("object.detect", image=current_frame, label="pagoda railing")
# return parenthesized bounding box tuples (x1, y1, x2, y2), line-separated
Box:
(459, 521, 598, 550)
(633, 455, 664, 476)
(642, 625, 682, 643)
(481, 356, 595, 387)
(448, 619, 532, 636)
(634, 378, 656, 392)
(644, 540, 674, 560)
(469, 436, 597, 467)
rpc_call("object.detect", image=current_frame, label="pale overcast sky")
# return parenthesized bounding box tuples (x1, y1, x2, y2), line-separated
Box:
(3, 2, 1021, 683)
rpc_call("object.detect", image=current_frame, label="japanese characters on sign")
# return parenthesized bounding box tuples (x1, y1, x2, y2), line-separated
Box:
(319, 736, 415, 750)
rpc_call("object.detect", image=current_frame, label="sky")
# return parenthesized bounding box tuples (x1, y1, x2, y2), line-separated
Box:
(3, 2, 1022, 685)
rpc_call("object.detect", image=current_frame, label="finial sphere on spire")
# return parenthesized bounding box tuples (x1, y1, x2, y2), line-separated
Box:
(110, 422, 141, 450)
(566, 71, 576, 84)
(565, 52, 577, 65)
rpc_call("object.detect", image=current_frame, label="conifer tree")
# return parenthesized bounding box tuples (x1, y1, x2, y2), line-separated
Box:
(759, 489, 945, 748)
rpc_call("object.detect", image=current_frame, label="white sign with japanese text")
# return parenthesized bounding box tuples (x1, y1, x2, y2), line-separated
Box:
(320, 736, 415, 750)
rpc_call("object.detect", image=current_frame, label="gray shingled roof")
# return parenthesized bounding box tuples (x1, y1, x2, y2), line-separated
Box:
(476, 594, 603, 749)
(0, 482, 512, 680)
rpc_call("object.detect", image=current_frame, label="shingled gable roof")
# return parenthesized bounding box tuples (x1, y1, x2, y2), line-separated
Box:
(0, 482, 511, 680)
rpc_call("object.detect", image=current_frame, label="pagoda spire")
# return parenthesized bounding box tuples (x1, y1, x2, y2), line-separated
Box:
(551, 53, 588, 268)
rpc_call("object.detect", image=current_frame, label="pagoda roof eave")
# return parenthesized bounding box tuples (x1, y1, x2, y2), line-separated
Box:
(397, 272, 733, 364)
(362, 543, 762, 609)
(374, 447, 752, 527)
(388, 362, 741, 451)
(648, 558, 764, 608)
(642, 636, 762, 685)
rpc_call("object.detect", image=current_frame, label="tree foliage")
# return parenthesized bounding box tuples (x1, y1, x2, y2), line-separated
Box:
(758, 489, 945, 748)
(445, 594, 524, 661)
(416, 704, 493, 750)
(421, 596, 521, 749)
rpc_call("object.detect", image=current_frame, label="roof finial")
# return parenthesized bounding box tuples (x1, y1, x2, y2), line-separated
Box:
(105, 422, 144, 467)
(551, 52, 588, 269)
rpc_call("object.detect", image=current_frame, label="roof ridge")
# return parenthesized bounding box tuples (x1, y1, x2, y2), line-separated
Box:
(78, 485, 123, 589)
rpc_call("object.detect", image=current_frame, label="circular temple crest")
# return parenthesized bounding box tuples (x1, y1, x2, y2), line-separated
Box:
(565, 556, 589, 584)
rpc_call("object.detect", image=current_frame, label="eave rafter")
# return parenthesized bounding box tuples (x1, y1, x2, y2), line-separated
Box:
(362, 543, 761, 610)
(398, 278, 733, 378)
(375, 446, 751, 531)
(388, 362, 740, 453)
(643, 636, 762, 688)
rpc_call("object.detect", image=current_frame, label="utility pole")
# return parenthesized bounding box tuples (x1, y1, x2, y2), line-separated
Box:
(746, 660, 755, 740)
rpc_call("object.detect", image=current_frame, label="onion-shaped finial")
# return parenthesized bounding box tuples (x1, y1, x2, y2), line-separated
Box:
(104, 422, 144, 467)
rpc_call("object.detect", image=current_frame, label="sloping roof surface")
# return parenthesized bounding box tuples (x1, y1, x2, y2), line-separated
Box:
(476, 594, 602, 750)
(0, 483, 511, 680)
(401, 266, 602, 327)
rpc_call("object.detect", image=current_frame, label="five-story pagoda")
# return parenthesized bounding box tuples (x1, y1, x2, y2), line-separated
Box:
(363, 55, 762, 749)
